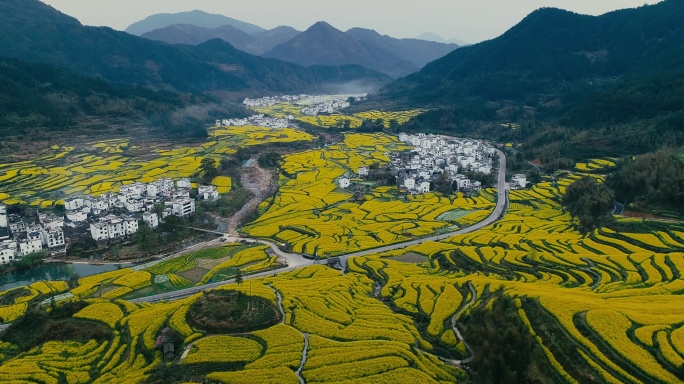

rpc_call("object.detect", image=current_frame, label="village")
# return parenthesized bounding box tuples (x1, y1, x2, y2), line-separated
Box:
(337, 133, 520, 194)
(215, 114, 292, 129)
(217, 94, 369, 129)
(0, 179, 224, 265)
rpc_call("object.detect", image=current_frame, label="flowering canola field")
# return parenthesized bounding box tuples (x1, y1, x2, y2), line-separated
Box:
(0, 127, 312, 206)
(252, 101, 422, 129)
(1, 171, 684, 382)
(347, 175, 684, 383)
(3, 135, 684, 383)
(243, 133, 495, 256)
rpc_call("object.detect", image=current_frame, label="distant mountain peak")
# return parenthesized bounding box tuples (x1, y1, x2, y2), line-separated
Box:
(307, 21, 338, 32)
(415, 33, 466, 46)
(125, 10, 265, 36)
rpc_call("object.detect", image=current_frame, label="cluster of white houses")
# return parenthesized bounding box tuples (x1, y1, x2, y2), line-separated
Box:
(0, 178, 223, 264)
(1, 205, 66, 264)
(215, 114, 292, 129)
(242, 94, 366, 117)
(300, 97, 353, 116)
(243, 95, 308, 108)
(337, 134, 496, 194)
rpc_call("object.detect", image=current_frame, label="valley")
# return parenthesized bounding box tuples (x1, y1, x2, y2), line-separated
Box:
(1, 1, 683, 383)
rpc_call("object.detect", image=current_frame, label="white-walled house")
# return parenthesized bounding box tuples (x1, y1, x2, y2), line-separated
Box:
(511, 174, 527, 189)
(64, 197, 85, 211)
(418, 181, 431, 194)
(90, 222, 109, 241)
(18, 231, 43, 256)
(198, 185, 219, 201)
(41, 228, 65, 249)
(165, 199, 195, 217)
(66, 210, 88, 223)
(107, 218, 126, 239)
(455, 178, 472, 190)
(147, 183, 160, 197)
(143, 212, 159, 229)
(124, 199, 145, 213)
(119, 183, 147, 197)
(176, 178, 191, 189)
(404, 178, 416, 190)
(478, 164, 492, 175)
(0, 240, 17, 264)
(358, 167, 369, 177)
(338, 177, 351, 189)
(124, 217, 139, 235)
(0, 204, 7, 229)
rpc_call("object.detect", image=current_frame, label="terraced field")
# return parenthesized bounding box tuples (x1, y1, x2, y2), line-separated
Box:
(0, 126, 313, 206)
(347, 176, 684, 383)
(242, 133, 495, 256)
(2, 128, 684, 383)
(252, 101, 423, 130)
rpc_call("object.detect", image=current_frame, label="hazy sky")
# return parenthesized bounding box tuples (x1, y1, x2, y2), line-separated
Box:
(42, 0, 662, 43)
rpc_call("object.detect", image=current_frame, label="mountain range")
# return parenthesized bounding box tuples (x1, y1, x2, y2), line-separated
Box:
(125, 10, 266, 36)
(133, 11, 459, 77)
(384, 2, 684, 104)
(0, 0, 387, 94)
(2, 0, 683, 158)
(141, 24, 300, 56)
(388, 0, 684, 157)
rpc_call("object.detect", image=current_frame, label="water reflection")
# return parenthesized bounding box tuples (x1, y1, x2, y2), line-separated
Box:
(0, 262, 132, 291)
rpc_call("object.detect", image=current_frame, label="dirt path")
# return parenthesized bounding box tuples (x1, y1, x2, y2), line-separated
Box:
(440, 282, 477, 367)
(224, 160, 276, 235)
(296, 333, 310, 384)
(268, 285, 286, 324)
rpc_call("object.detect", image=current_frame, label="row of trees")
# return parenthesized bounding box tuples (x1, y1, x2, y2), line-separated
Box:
(606, 150, 684, 215)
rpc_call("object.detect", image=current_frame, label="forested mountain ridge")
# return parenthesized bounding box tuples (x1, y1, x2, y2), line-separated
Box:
(384, 0, 684, 158)
(0, 0, 388, 93)
(0, 56, 203, 136)
(384, 1, 684, 104)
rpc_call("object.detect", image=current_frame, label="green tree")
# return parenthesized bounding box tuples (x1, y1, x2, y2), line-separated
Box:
(562, 176, 614, 231)
(198, 158, 218, 183)
(258, 152, 282, 168)
(388, 119, 399, 131)
(235, 268, 243, 286)
(132, 223, 158, 253)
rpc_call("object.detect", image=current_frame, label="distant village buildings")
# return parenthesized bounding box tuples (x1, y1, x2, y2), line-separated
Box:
(216, 114, 291, 129)
(393, 134, 494, 194)
(242, 94, 366, 119)
(334, 133, 496, 196)
(243, 95, 309, 108)
(0, 176, 227, 264)
(0, 205, 67, 264)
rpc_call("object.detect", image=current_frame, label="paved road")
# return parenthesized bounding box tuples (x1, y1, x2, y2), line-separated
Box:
(338, 148, 507, 267)
(133, 149, 508, 303)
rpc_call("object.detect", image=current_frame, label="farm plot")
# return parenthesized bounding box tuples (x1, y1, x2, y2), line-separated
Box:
(243, 133, 495, 256)
(349, 173, 684, 383)
(0, 127, 313, 206)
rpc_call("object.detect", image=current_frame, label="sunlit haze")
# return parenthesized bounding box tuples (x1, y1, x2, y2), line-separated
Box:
(41, 0, 662, 43)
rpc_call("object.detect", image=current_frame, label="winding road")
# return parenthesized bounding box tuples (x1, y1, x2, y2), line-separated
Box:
(131, 149, 508, 304)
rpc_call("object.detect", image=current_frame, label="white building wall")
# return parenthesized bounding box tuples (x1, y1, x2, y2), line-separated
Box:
(19, 239, 43, 256)
(125, 219, 139, 235)
(143, 213, 159, 229)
